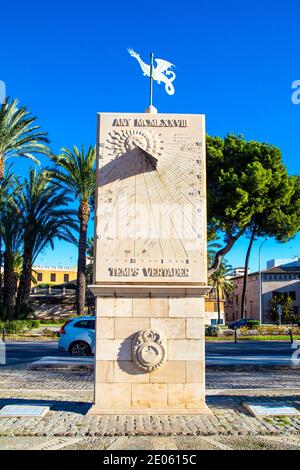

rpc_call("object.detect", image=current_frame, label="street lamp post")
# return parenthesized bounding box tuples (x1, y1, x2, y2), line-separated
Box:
(259, 238, 268, 325)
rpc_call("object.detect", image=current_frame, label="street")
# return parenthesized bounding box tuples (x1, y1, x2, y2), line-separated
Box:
(1, 340, 299, 368)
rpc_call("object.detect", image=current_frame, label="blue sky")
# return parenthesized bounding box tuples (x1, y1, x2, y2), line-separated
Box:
(1, 0, 300, 271)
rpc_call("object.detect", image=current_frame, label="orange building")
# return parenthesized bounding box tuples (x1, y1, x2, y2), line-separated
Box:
(31, 266, 77, 287)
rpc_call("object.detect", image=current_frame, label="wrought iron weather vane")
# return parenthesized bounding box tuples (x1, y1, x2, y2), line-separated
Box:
(128, 49, 176, 111)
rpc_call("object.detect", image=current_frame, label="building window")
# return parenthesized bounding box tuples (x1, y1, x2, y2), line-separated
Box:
(64, 274, 69, 283)
(235, 295, 238, 304)
(37, 273, 43, 282)
(289, 291, 296, 301)
(50, 273, 56, 283)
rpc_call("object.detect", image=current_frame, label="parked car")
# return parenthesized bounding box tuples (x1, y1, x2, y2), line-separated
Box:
(228, 318, 257, 330)
(58, 316, 95, 356)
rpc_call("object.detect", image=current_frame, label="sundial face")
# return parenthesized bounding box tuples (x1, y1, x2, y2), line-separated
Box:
(95, 113, 207, 284)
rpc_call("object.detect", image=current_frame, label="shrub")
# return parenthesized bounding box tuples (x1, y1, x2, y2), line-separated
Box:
(239, 326, 249, 336)
(246, 320, 259, 330)
(26, 320, 40, 330)
(1, 319, 40, 334)
(4, 321, 28, 334)
(205, 325, 223, 337)
(39, 318, 67, 325)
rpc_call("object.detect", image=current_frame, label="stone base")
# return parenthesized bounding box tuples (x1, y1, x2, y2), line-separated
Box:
(87, 404, 212, 416)
(91, 291, 209, 416)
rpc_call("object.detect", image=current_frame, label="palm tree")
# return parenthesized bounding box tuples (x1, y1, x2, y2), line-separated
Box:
(0, 98, 49, 179)
(209, 261, 233, 324)
(0, 166, 16, 304)
(1, 205, 23, 319)
(15, 168, 78, 313)
(50, 146, 96, 315)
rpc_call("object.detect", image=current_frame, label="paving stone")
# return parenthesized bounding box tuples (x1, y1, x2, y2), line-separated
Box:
(1, 368, 300, 438)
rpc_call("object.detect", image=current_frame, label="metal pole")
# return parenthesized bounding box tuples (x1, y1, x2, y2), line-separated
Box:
(259, 238, 267, 325)
(149, 52, 154, 107)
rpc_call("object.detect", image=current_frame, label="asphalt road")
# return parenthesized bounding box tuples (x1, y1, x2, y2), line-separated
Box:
(1, 340, 299, 368)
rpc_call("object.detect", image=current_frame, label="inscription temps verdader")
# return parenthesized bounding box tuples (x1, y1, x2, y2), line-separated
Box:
(107, 267, 190, 277)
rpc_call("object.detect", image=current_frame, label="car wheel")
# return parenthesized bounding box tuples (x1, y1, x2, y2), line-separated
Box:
(69, 341, 91, 356)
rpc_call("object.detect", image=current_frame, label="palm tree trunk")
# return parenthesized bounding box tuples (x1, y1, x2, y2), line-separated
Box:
(76, 201, 90, 315)
(0, 158, 4, 181)
(3, 253, 16, 320)
(0, 231, 3, 306)
(0, 174, 3, 305)
(240, 227, 256, 319)
(16, 241, 33, 312)
(216, 285, 221, 324)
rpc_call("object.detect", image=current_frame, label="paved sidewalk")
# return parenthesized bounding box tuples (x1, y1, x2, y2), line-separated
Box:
(0, 389, 299, 437)
(2, 434, 300, 450)
(0, 368, 300, 439)
(1, 367, 300, 390)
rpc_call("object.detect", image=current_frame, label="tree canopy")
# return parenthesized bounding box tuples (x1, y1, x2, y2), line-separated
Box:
(207, 134, 300, 275)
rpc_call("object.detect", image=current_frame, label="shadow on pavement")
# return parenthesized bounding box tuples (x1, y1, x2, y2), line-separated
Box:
(0, 397, 92, 415)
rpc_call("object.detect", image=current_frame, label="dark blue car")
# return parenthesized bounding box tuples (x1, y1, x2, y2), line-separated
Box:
(228, 318, 256, 330)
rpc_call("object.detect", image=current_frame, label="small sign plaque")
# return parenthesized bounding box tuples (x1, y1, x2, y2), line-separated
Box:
(243, 402, 299, 417)
(0, 405, 50, 417)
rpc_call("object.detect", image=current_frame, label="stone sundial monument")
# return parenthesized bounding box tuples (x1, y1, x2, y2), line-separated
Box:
(89, 51, 211, 415)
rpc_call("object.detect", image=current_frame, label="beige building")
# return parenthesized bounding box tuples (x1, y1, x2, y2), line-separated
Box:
(225, 262, 300, 323)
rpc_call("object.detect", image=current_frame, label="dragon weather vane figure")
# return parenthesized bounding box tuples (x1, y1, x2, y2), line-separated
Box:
(128, 49, 176, 110)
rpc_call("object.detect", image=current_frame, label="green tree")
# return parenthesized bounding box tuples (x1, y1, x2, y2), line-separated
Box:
(15, 169, 78, 312)
(240, 174, 300, 318)
(49, 146, 96, 315)
(207, 134, 300, 317)
(0, 98, 49, 179)
(270, 293, 294, 324)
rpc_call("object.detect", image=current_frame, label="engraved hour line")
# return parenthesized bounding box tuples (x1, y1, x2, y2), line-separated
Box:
(134, 172, 137, 256)
(100, 158, 130, 241)
(143, 166, 176, 258)
(155, 147, 203, 235)
(158, 167, 202, 210)
(152, 161, 200, 243)
(154, 171, 201, 241)
(159, 157, 201, 197)
(145, 152, 184, 259)
(141, 144, 202, 248)
(116, 174, 136, 257)
(158, 154, 202, 209)
(160, 154, 202, 187)
(163, 148, 202, 174)
(143, 160, 174, 258)
(149, 165, 189, 258)
(155, 163, 201, 222)
(161, 147, 202, 179)
(150, 173, 191, 258)
(142, 171, 165, 258)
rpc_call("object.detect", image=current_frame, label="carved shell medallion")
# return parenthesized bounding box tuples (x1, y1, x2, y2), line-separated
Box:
(132, 329, 166, 372)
